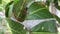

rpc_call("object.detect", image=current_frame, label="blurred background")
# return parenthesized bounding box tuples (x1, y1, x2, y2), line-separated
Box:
(0, 0, 11, 34)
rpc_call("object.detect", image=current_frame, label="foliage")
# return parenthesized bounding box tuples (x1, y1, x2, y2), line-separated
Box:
(4, 0, 60, 34)
(0, 0, 2, 4)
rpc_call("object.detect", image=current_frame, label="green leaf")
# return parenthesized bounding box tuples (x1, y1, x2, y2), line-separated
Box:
(5, 1, 13, 17)
(32, 32, 57, 34)
(31, 20, 58, 33)
(0, 0, 2, 4)
(26, 2, 54, 20)
(5, 1, 27, 34)
(13, 0, 27, 22)
(6, 18, 27, 34)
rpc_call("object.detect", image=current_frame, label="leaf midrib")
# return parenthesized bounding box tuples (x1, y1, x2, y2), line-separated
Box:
(29, 8, 46, 15)
(17, 0, 26, 17)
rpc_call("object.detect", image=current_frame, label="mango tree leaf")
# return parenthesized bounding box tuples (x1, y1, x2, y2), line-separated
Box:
(25, 2, 58, 33)
(13, 0, 34, 22)
(6, 18, 27, 34)
(12, 0, 27, 22)
(5, 1, 27, 34)
(31, 20, 58, 33)
(26, 2, 54, 20)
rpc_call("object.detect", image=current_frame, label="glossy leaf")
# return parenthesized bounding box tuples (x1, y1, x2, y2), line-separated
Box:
(26, 2, 54, 20)
(13, 0, 27, 22)
(31, 20, 58, 33)
(6, 18, 27, 34)
(5, 1, 27, 34)
(4, 0, 60, 34)
(26, 2, 58, 33)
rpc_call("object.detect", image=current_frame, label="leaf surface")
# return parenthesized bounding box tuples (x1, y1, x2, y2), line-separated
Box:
(31, 20, 58, 33)
(6, 18, 27, 34)
(13, 0, 27, 22)
(26, 2, 54, 20)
